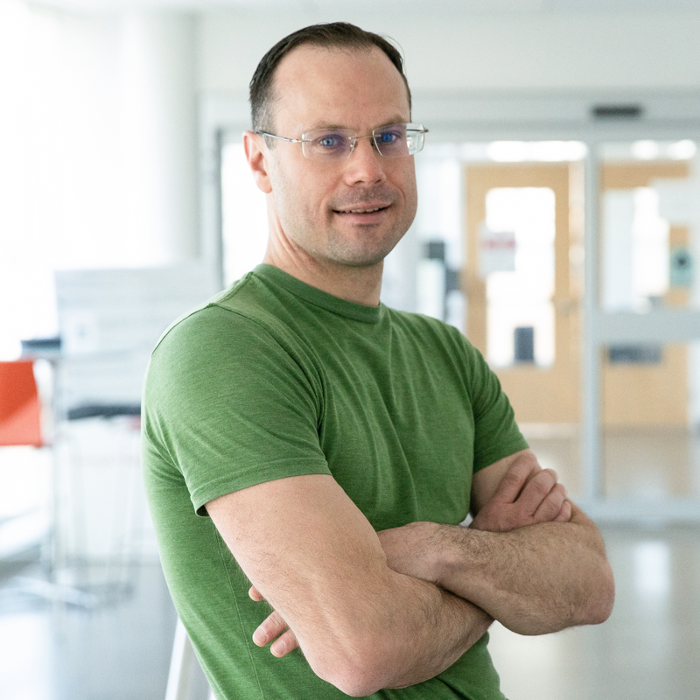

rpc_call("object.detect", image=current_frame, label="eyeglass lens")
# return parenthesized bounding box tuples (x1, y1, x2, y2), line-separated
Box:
(301, 123, 426, 160)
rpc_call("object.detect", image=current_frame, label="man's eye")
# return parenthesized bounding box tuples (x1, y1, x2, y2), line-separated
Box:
(378, 130, 400, 144)
(317, 134, 345, 149)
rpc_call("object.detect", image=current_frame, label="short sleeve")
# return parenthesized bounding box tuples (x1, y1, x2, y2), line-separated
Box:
(142, 305, 331, 515)
(462, 338, 529, 472)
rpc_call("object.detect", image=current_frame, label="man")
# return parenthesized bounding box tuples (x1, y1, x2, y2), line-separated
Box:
(142, 22, 614, 700)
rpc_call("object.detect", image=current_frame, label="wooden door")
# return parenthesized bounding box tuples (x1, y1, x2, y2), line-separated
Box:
(464, 164, 581, 424)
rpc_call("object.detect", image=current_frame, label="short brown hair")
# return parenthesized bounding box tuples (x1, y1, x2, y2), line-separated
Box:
(249, 22, 411, 133)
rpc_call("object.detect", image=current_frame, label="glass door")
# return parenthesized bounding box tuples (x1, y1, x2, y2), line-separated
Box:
(583, 139, 700, 515)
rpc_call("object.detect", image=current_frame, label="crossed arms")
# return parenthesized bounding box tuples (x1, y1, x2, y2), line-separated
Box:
(207, 449, 614, 697)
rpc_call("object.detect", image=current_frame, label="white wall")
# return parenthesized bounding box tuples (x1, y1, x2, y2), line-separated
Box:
(197, 9, 700, 97)
(0, 3, 198, 351)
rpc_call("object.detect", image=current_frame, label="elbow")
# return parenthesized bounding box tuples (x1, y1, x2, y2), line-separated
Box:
(583, 560, 615, 625)
(595, 565, 616, 624)
(327, 674, 385, 698)
(313, 658, 387, 697)
(306, 635, 398, 696)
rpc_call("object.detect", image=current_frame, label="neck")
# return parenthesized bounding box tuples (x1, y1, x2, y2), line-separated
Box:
(262, 240, 384, 307)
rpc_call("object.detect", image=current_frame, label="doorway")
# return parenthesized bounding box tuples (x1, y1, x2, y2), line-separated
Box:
(464, 163, 582, 425)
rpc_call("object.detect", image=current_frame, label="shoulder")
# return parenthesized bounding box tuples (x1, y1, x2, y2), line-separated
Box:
(149, 270, 311, 374)
(152, 272, 273, 351)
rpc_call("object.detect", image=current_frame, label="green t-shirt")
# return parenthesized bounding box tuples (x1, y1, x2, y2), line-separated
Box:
(142, 264, 528, 700)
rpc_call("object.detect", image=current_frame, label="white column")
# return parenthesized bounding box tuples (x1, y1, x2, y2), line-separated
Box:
(119, 12, 198, 265)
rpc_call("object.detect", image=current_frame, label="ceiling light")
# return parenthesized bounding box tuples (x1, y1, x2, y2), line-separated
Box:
(667, 140, 697, 160)
(631, 140, 660, 160)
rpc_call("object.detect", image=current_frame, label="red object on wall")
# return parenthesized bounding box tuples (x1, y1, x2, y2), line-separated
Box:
(0, 361, 43, 447)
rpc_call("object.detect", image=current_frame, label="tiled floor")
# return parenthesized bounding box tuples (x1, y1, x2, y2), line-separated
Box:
(490, 524, 700, 700)
(1, 424, 700, 699)
(0, 421, 176, 700)
(0, 562, 177, 700)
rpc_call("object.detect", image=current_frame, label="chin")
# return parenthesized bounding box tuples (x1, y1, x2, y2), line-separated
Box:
(327, 234, 404, 268)
(328, 247, 394, 269)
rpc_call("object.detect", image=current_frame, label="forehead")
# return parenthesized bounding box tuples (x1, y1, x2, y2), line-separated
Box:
(270, 44, 410, 132)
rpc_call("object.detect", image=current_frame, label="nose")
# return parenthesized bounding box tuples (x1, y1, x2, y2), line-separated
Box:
(342, 135, 387, 186)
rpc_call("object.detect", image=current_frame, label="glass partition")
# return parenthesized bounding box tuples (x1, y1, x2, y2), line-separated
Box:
(600, 140, 699, 313)
(591, 140, 700, 508)
(601, 341, 700, 500)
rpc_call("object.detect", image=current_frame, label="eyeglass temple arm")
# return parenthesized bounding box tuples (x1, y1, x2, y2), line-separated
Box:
(255, 131, 304, 144)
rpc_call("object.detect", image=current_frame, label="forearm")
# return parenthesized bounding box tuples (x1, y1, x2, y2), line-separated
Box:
(263, 567, 493, 695)
(433, 508, 614, 635)
(217, 473, 494, 696)
(367, 571, 492, 690)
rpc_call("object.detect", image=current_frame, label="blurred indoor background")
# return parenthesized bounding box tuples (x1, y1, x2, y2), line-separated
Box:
(1, 0, 700, 698)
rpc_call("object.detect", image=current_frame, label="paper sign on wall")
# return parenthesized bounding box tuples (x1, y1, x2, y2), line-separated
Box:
(479, 224, 516, 278)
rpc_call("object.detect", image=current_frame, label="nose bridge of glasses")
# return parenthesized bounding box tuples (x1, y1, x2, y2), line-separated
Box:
(343, 134, 387, 181)
(348, 132, 378, 155)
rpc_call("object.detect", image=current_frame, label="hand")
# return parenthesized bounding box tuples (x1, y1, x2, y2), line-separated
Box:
(470, 454, 571, 532)
(249, 585, 299, 657)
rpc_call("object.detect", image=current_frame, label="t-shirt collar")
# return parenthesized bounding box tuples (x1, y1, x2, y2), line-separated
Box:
(254, 264, 384, 324)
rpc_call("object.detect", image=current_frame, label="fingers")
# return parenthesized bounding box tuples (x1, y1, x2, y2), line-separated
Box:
(516, 468, 559, 515)
(270, 628, 299, 657)
(251, 600, 300, 657)
(492, 453, 541, 504)
(514, 468, 573, 526)
(252, 610, 288, 647)
(554, 499, 573, 523)
(248, 585, 265, 602)
(532, 481, 567, 523)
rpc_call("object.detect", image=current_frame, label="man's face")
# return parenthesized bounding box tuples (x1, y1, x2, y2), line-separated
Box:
(260, 45, 418, 269)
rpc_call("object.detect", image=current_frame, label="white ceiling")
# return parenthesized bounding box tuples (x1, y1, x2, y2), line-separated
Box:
(26, 0, 700, 15)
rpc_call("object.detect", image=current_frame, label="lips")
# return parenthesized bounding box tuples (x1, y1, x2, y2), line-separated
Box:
(342, 207, 382, 214)
(333, 203, 390, 215)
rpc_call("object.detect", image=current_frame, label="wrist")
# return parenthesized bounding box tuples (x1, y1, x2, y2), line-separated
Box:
(420, 521, 448, 583)
(432, 525, 494, 592)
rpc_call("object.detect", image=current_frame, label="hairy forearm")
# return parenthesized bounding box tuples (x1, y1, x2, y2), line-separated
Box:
(379, 452, 614, 641)
(274, 568, 493, 695)
(211, 472, 497, 696)
(368, 572, 492, 691)
(432, 509, 614, 635)
(251, 565, 492, 694)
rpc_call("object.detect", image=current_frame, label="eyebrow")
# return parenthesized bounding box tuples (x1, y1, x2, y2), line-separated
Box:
(304, 116, 410, 132)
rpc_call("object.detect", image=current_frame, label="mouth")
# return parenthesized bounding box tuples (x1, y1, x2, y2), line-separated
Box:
(333, 204, 391, 216)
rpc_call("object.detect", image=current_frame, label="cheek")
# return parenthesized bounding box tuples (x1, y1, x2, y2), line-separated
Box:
(301, 174, 338, 218)
(280, 164, 332, 213)
(398, 170, 418, 217)
(391, 162, 417, 198)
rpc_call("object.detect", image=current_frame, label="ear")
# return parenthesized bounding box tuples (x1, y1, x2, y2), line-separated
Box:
(243, 130, 273, 194)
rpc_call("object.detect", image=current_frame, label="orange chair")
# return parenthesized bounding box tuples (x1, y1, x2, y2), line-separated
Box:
(0, 360, 101, 606)
(0, 360, 43, 447)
